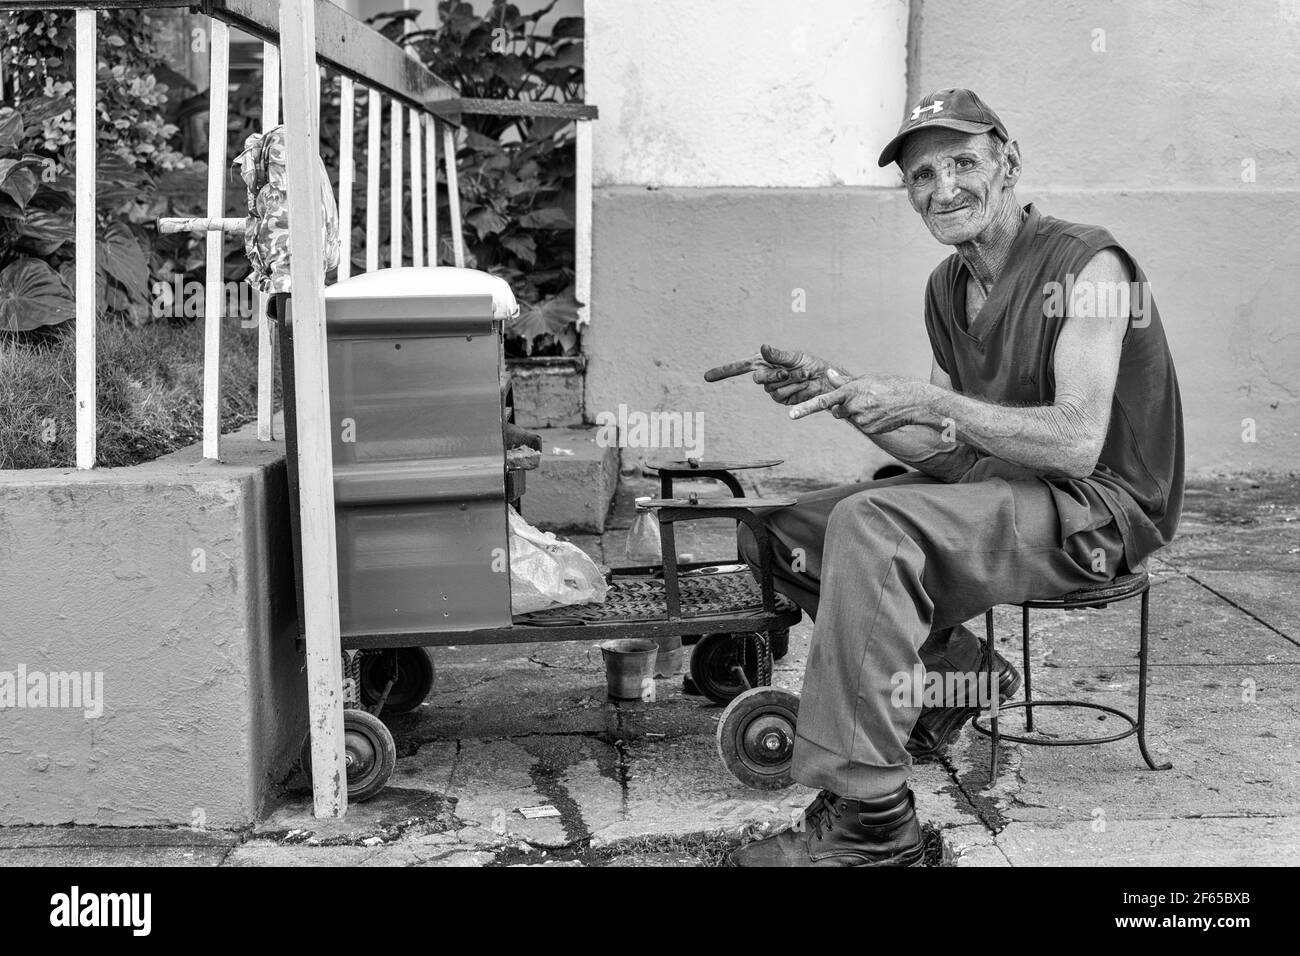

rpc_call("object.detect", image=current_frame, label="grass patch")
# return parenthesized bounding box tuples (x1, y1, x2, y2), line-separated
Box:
(0, 319, 275, 469)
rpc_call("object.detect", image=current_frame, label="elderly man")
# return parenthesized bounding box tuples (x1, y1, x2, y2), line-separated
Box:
(707, 89, 1184, 867)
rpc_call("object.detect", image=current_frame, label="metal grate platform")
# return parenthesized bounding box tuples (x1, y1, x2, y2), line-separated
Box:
(516, 567, 795, 626)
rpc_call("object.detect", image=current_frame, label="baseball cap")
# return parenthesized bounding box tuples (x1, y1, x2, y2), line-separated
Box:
(877, 88, 1010, 168)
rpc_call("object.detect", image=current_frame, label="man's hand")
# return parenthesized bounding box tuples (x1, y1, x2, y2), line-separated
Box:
(789, 369, 932, 434)
(704, 344, 846, 407)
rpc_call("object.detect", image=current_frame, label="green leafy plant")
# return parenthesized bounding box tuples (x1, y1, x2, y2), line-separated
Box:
(0, 9, 207, 331)
(372, 1, 585, 357)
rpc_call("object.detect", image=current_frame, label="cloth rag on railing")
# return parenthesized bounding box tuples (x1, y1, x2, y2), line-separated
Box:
(235, 124, 341, 294)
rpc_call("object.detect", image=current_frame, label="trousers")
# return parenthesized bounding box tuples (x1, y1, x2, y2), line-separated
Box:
(737, 460, 1130, 799)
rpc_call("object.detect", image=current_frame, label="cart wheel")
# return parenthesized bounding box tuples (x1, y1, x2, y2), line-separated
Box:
(717, 687, 800, 789)
(690, 633, 767, 704)
(358, 648, 436, 715)
(769, 628, 790, 661)
(300, 709, 397, 803)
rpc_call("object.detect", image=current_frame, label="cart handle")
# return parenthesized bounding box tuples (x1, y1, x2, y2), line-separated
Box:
(639, 499, 795, 621)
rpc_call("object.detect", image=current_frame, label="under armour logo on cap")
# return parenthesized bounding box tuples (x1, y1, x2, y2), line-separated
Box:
(879, 88, 1010, 168)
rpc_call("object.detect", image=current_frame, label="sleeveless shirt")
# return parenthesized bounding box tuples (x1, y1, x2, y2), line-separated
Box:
(923, 203, 1185, 570)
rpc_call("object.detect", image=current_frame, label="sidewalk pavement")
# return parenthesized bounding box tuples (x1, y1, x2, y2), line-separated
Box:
(2, 474, 1297, 867)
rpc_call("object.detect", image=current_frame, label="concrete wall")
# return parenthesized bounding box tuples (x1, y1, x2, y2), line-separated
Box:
(907, 0, 1300, 190)
(0, 423, 304, 828)
(586, 0, 908, 187)
(585, 0, 1300, 479)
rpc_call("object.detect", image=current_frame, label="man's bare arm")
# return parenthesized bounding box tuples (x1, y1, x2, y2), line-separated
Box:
(857, 362, 979, 482)
(792, 249, 1132, 479)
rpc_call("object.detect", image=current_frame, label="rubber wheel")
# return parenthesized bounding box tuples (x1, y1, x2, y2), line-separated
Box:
(690, 633, 765, 704)
(301, 709, 397, 803)
(717, 687, 800, 789)
(358, 647, 436, 715)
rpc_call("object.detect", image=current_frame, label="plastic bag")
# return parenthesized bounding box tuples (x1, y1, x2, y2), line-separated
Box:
(507, 506, 608, 615)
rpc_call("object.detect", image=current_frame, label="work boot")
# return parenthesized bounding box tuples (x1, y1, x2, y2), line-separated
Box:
(907, 635, 1021, 760)
(728, 784, 925, 867)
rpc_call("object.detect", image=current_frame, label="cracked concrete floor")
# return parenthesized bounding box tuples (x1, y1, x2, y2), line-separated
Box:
(4, 475, 1297, 867)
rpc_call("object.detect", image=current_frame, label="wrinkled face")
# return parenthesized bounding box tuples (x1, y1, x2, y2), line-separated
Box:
(899, 128, 1020, 245)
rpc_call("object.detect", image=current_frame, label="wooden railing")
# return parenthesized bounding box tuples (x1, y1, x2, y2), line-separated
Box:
(0, 0, 596, 819)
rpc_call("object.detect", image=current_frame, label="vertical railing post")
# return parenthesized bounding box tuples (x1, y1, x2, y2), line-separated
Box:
(366, 88, 380, 273)
(202, 19, 231, 460)
(575, 118, 593, 329)
(423, 114, 437, 266)
(256, 42, 280, 442)
(337, 77, 355, 281)
(74, 10, 96, 470)
(389, 98, 403, 267)
(441, 122, 464, 268)
(409, 106, 423, 268)
(278, 0, 348, 820)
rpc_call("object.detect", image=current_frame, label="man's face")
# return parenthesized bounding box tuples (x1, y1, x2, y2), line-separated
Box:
(898, 128, 1019, 245)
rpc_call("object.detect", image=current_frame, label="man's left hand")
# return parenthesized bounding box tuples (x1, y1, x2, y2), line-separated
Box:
(789, 370, 932, 434)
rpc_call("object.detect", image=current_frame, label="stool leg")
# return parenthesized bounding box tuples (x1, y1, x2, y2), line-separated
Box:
(1022, 604, 1034, 732)
(986, 609, 999, 783)
(1136, 588, 1172, 771)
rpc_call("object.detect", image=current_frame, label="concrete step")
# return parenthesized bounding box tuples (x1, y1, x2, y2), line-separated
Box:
(519, 426, 619, 533)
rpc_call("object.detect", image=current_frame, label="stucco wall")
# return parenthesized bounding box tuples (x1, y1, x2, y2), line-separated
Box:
(585, 0, 909, 187)
(907, 0, 1300, 190)
(0, 422, 304, 828)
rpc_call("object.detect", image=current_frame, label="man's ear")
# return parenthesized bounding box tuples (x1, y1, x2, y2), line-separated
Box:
(1001, 139, 1022, 187)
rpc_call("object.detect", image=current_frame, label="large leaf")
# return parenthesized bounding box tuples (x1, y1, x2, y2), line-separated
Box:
(518, 206, 573, 230)
(18, 96, 73, 129)
(57, 261, 106, 318)
(0, 164, 38, 209)
(0, 108, 22, 152)
(96, 154, 153, 208)
(528, 116, 574, 142)
(535, 41, 584, 70)
(17, 207, 75, 255)
(467, 206, 508, 240)
(510, 289, 579, 344)
(500, 233, 537, 266)
(464, 129, 502, 153)
(0, 258, 76, 331)
(98, 222, 148, 292)
(551, 17, 585, 39)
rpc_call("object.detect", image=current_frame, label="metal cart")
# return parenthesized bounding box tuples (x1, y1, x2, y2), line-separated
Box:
(273, 268, 804, 800)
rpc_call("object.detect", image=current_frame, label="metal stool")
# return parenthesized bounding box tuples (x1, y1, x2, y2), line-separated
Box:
(971, 570, 1173, 783)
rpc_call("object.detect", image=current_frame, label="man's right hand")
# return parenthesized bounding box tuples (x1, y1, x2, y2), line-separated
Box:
(704, 343, 844, 407)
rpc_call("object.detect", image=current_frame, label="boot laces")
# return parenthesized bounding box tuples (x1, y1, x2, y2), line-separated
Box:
(803, 790, 842, 841)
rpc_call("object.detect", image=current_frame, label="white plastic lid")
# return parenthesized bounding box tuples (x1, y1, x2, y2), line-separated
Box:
(324, 266, 519, 321)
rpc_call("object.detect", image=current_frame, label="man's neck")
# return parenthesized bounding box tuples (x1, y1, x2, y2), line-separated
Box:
(956, 196, 1025, 293)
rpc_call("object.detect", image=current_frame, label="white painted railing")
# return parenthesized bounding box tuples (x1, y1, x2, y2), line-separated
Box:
(5, 0, 596, 819)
